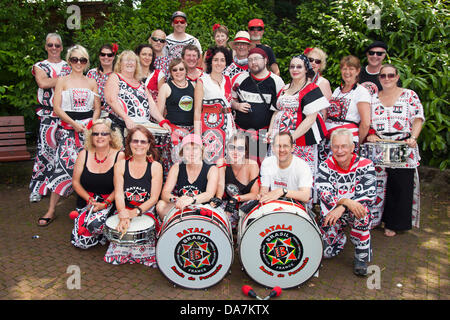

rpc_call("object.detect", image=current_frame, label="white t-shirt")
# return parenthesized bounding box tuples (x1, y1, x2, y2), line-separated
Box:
(260, 155, 313, 191)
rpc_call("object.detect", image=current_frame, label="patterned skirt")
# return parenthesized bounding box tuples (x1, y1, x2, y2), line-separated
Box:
(201, 111, 236, 164)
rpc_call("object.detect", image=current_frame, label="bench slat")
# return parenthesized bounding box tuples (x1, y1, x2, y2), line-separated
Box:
(0, 116, 25, 127)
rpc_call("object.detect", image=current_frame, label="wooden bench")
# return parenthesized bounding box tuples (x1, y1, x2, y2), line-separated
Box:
(0, 116, 31, 162)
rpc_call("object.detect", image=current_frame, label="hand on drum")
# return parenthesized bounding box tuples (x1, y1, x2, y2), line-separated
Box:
(366, 134, 380, 143)
(258, 189, 283, 204)
(405, 137, 417, 148)
(116, 217, 130, 234)
(175, 195, 195, 210)
(162, 123, 172, 133)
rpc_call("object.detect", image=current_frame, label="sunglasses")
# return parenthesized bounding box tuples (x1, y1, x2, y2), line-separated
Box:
(69, 57, 88, 64)
(368, 50, 385, 56)
(151, 37, 166, 43)
(249, 27, 263, 31)
(173, 19, 186, 24)
(47, 43, 61, 48)
(289, 64, 304, 70)
(131, 139, 149, 145)
(172, 67, 185, 72)
(308, 58, 322, 64)
(379, 73, 397, 79)
(100, 52, 114, 57)
(228, 144, 245, 152)
(92, 132, 111, 137)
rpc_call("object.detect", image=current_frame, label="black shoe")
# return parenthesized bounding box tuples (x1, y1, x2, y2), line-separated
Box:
(353, 259, 368, 276)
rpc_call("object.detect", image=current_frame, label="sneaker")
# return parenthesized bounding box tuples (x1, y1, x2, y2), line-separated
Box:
(353, 259, 368, 276)
(29, 193, 42, 203)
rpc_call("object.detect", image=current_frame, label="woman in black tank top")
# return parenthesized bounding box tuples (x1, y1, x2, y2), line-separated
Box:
(156, 134, 218, 219)
(71, 119, 124, 249)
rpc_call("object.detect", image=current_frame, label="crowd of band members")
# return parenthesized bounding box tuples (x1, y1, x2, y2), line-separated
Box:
(29, 11, 424, 276)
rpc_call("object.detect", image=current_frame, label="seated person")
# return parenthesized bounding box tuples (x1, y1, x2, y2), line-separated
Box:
(156, 134, 218, 219)
(257, 132, 312, 204)
(216, 132, 260, 229)
(316, 128, 376, 276)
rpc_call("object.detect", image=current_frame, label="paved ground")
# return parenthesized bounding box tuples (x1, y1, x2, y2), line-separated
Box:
(0, 160, 448, 301)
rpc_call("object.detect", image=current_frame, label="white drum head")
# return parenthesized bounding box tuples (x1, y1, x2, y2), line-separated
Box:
(105, 215, 154, 231)
(156, 216, 233, 289)
(240, 211, 322, 289)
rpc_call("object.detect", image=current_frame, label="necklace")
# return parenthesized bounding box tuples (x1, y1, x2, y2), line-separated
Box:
(94, 150, 109, 164)
(173, 79, 187, 88)
(288, 79, 308, 95)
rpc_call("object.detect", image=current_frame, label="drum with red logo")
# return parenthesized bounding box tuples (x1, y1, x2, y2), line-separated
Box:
(156, 204, 233, 289)
(238, 199, 322, 289)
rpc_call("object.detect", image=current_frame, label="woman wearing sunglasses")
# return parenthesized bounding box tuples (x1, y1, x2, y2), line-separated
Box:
(267, 54, 328, 203)
(215, 132, 260, 229)
(304, 47, 332, 100)
(149, 29, 169, 76)
(104, 125, 163, 266)
(71, 119, 124, 248)
(86, 44, 118, 116)
(366, 64, 424, 236)
(37, 45, 101, 226)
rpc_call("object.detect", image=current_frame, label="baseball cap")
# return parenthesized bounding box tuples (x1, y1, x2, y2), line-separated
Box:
(364, 40, 388, 53)
(171, 11, 187, 21)
(248, 19, 264, 28)
(179, 134, 203, 151)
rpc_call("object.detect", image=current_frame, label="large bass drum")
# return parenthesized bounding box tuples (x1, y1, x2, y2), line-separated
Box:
(156, 204, 233, 289)
(238, 199, 322, 289)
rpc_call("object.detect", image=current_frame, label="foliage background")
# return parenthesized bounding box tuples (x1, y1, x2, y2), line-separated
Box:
(0, 0, 448, 168)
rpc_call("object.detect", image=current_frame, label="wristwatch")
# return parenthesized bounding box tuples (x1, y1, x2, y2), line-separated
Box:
(136, 206, 143, 216)
(282, 188, 288, 198)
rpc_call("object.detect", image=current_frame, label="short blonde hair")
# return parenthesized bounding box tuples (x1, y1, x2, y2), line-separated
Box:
(114, 50, 142, 80)
(66, 44, 90, 71)
(84, 119, 123, 151)
(307, 47, 328, 72)
(330, 128, 354, 146)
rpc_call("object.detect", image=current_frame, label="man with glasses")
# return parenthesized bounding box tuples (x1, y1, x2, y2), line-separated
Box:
(359, 40, 391, 92)
(29, 33, 71, 203)
(258, 132, 312, 204)
(316, 128, 376, 276)
(164, 11, 202, 64)
(247, 19, 280, 76)
(224, 31, 254, 80)
(231, 47, 284, 165)
(149, 29, 169, 76)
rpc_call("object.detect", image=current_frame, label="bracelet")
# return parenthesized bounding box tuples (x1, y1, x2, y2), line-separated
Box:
(192, 196, 197, 204)
(104, 199, 112, 208)
(159, 119, 170, 127)
(136, 206, 143, 216)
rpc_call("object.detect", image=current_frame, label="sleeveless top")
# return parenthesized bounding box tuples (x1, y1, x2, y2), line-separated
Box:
(77, 151, 120, 208)
(61, 88, 95, 121)
(176, 161, 211, 197)
(165, 79, 195, 126)
(123, 159, 153, 208)
(225, 165, 258, 197)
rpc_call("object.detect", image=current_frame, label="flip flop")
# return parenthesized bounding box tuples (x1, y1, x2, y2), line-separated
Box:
(37, 217, 56, 227)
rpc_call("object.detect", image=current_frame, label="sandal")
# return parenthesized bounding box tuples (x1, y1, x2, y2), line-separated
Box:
(37, 216, 55, 227)
(384, 228, 396, 237)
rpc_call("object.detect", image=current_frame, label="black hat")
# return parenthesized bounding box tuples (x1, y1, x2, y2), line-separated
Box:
(365, 41, 388, 53)
(171, 11, 187, 21)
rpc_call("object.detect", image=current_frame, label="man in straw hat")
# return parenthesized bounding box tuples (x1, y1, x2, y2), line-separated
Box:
(224, 31, 255, 80)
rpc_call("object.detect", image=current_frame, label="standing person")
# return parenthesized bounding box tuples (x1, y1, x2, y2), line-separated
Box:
(224, 31, 254, 80)
(149, 29, 169, 76)
(316, 128, 376, 276)
(304, 47, 333, 100)
(358, 40, 390, 93)
(164, 11, 202, 63)
(86, 43, 118, 117)
(29, 33, 71, 203)
(247, 18, 280, 76)
(366, 64, 424, 235)
(319, 55, 371, 162)
(182, 44, 203, 83)
(71, 119, 124, 249)
(104, 126, 163, 267)
(104, 50, 168, 137)
(37, 45, 100, 226)
(135, 44, 165, 103)
(157, 58, 195, 173)
(194, 46, 236, 164)
(267, 54, 328, 203)
(231, 47, 285, 165)
(202, 24, 232, 70)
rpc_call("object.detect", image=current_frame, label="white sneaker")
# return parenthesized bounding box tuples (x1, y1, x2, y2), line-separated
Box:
(29, 193, 42, 203)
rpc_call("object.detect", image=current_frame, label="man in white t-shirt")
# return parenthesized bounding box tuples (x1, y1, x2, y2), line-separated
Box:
(258, 132, 312, 203)
(164, 11, 202, 65)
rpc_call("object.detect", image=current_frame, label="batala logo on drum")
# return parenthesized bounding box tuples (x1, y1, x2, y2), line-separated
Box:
(174, 233, 218, 276)
(259, 227, 303, 273)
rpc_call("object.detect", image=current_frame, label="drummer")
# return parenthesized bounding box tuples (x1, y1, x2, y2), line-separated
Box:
(103, 125, 163, 267)
(156, 133, 218, 219)
(257, 132, 312, 204)
(316, 128, 376, 276)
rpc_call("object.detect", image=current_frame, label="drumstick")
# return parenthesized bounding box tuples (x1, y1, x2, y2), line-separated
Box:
(378, 139, 405, 144)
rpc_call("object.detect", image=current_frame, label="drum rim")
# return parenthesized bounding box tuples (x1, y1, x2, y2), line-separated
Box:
(238, 211, 323, 289)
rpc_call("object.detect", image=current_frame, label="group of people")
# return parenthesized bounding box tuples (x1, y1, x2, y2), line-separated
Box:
(28, 11, 424, 277)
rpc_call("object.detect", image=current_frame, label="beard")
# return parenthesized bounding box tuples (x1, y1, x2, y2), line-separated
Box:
(250, 34, 262, 41)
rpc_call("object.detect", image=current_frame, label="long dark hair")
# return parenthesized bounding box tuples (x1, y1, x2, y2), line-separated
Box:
(205, 46, 232, 74)
(135, 44, 156, 72)
(124, 125, 159, 162)
(97, 44, 116, 73)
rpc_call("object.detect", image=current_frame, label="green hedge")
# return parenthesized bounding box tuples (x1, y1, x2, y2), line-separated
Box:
(1, 0, 448, 169)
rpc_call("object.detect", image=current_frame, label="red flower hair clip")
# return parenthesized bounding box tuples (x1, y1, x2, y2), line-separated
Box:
(111, 43, 119, 54)
(212, 24, 221, 31)
(303, 47, 314, 55)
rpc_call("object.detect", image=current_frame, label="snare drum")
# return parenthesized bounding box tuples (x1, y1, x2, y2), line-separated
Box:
(360, 141, 408, 167)
(156, 204, 233, 289)
(103, 214, 155, 246)
(238, 199, 323, 289)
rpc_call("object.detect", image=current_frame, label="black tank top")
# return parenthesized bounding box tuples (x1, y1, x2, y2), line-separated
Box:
(176, 161, 211, 197)
(224, 165, 258, 197)
(165, 79, 195, 126)
(77, 151, 119, 208)
(123, 159, 152, 208)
